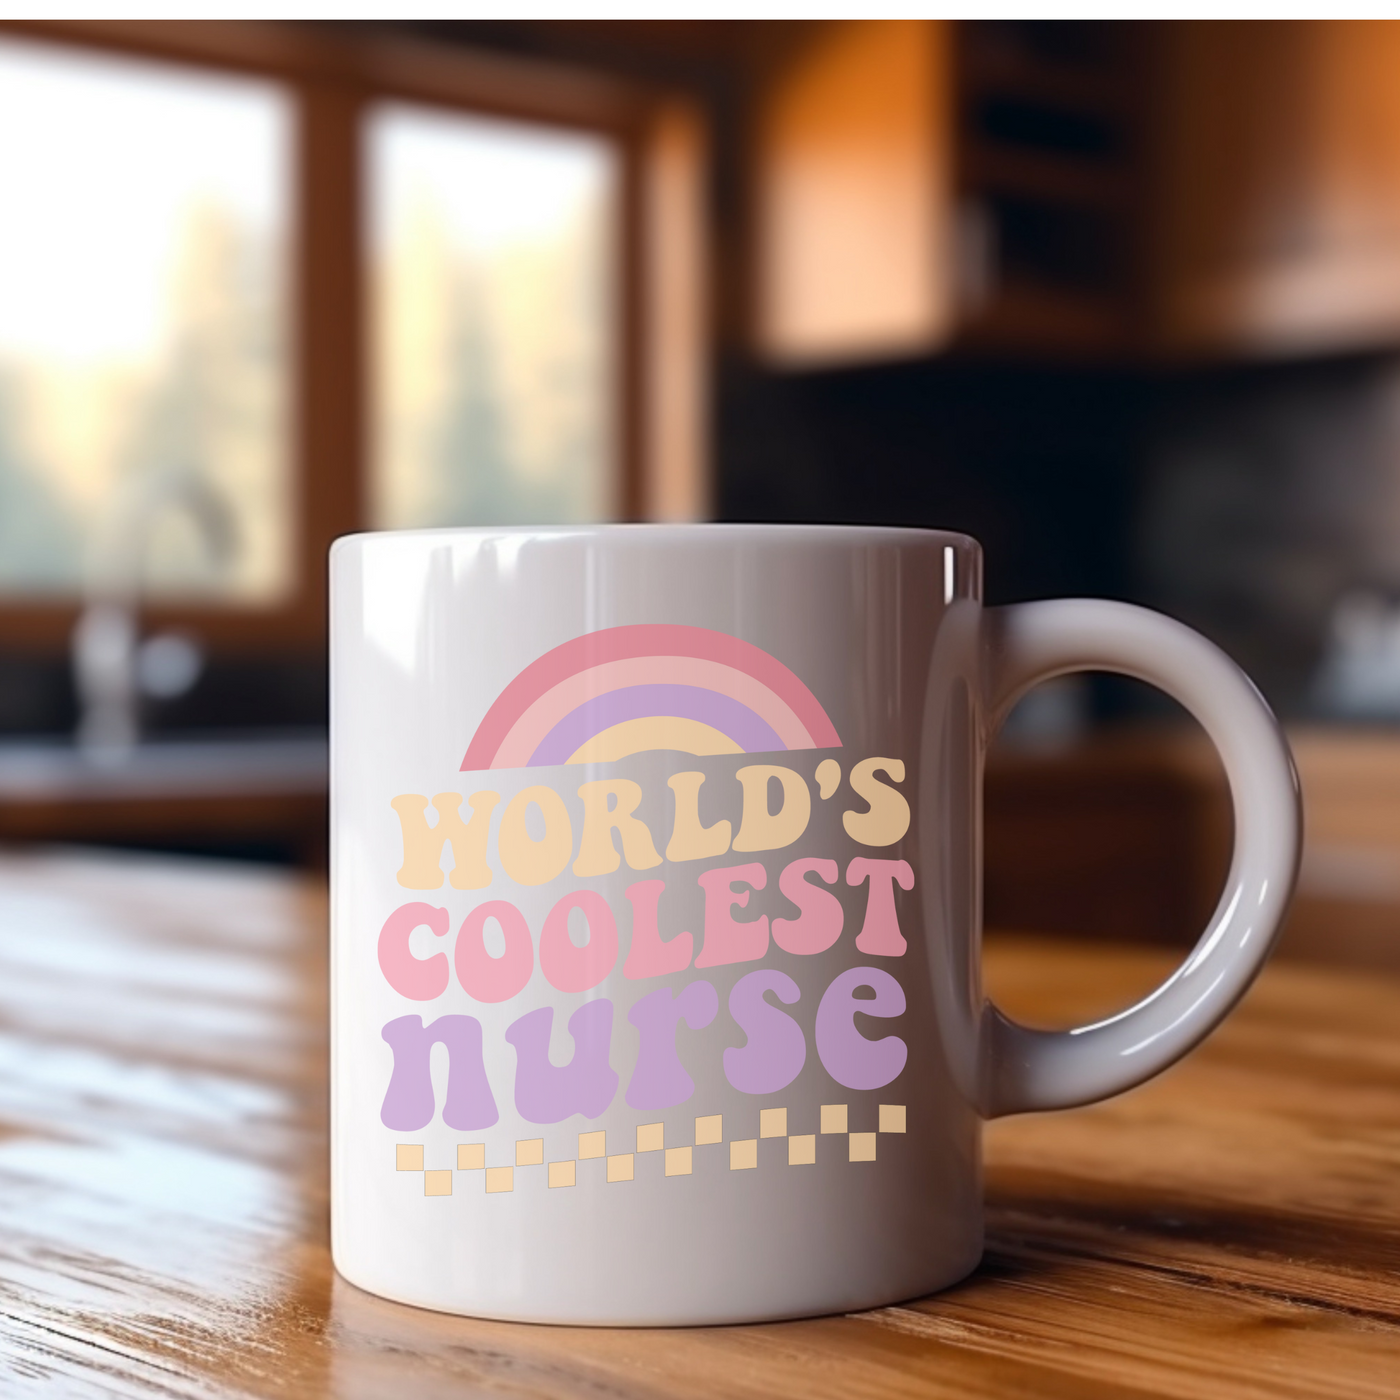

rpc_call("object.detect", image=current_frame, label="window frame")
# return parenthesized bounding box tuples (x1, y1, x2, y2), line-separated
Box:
(0, 20, 704, 654)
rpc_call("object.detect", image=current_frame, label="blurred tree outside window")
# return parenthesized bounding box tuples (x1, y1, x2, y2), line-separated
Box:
(0, 36, 292, 602)
(369, 103, 619, 530)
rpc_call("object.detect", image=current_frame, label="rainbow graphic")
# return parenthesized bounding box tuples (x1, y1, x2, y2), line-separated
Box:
(461, 624, 841, 770)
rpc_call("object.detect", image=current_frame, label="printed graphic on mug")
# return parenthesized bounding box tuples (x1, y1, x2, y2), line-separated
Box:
(373, 623, 917, 1196)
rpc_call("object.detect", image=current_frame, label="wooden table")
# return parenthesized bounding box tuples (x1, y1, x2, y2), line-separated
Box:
(1, 850, 1398, 1398)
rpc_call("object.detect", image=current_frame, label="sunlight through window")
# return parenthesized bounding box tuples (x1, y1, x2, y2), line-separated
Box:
(0, 37, 292, 601)
(369, 103, 619, 530)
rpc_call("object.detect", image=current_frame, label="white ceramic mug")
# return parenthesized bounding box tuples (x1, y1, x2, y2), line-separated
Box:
(329, 524, 1299, 1325)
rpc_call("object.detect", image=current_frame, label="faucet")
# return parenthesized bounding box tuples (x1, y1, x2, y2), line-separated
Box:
(71, 466, 238, 763)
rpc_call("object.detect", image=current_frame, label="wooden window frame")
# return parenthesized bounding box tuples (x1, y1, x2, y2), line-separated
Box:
(0, 20, 707, 655)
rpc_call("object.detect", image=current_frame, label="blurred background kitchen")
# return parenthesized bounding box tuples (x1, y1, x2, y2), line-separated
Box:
(2, 18, 1398, 966)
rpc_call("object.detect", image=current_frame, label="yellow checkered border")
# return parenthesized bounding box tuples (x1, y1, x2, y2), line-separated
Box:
(396, 1103, 907, 1195)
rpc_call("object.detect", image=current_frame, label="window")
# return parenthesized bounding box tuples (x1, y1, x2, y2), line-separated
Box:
(370, 104, 620, 529)
(0, 35, 292, 601)
(0, 22, 706, 650)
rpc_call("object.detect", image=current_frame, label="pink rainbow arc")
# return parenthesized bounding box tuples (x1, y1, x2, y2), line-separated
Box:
(461, 623, 841, 771)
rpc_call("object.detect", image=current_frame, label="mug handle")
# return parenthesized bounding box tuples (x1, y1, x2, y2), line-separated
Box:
(979, 599, 1302, 1117)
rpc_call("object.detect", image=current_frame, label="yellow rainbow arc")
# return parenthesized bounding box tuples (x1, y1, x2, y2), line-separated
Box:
(565, 716, 744, 765)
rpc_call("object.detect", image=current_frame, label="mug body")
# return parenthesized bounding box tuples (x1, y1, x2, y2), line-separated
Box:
(330, 524, 986, 1324)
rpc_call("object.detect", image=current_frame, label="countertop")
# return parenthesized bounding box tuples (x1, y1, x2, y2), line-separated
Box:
(0, 849, 1397, 1397)
(0, 732, 326, 801)
(0, 735, 327, 864)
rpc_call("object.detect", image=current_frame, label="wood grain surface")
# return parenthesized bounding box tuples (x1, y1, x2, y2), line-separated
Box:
(0, 849, 1398, 1398)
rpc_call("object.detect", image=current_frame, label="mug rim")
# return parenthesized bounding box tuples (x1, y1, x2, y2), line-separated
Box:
(332, 522, 981, 554)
